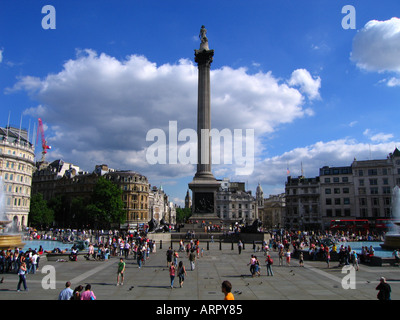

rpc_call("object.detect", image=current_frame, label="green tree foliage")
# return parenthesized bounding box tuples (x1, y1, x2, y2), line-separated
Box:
(29, 193, 54, 229)
(176, 207, 192, 223)
(86, 177, 125, 229)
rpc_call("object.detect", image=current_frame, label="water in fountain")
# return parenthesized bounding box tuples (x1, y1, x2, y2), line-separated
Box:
(380, 186, 400, 250)
(0, 176, 12, 232)
(389, 185, 400, 234)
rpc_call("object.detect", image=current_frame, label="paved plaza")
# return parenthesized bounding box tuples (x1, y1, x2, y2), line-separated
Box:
(0, 241, 399, 301)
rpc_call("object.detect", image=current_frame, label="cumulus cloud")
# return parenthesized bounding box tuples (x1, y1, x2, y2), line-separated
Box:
(287, 69, 321, 100)
(8, 49, 321, 181)
(363, 129, 394, 143)
(249, 139, 400, 197)
(351, 17, 400, 73)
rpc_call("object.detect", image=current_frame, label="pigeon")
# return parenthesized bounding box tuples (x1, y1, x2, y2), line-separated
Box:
(0, 277, 3, 284)
(128, 286, 134, 291)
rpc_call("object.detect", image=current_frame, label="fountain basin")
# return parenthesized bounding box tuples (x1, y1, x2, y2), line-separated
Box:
(380, 234, 400, 250)
(0, 234, 25, 250)
(0, 221, 25, 250)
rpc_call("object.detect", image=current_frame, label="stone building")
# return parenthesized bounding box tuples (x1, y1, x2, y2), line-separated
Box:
(104, 170, 150, 230)
(0, 126, 35, 230)
(284, 148, 400, 231)
(263, 193, 285, 230)
(216, 178, 257, 225)
(149, 185, 176, 226)
(285, 175, 320, 230)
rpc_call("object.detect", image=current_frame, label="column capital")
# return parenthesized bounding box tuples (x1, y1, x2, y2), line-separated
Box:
(194, 49, 214, 67)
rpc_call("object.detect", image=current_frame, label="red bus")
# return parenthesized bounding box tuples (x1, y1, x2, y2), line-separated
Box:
(329, 219, 370, 233)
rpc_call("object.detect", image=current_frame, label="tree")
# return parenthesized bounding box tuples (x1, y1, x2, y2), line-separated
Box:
(29, 193, 54, 229)
(86, 177, 125, 229)
(176, 207, 192, 223)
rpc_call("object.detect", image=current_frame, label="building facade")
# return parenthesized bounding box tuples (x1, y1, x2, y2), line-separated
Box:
(216, 178, 257, 225)
(319, 166, 355, 229)
(284, 148, 400, 230)
(262, 193, 285, 230)
(0, 126, 35, 230)
(285, 176, 320, 230)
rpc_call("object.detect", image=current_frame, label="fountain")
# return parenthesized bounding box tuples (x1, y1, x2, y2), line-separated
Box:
(0, 177, 24, 250)
(380, 186, 400, 250)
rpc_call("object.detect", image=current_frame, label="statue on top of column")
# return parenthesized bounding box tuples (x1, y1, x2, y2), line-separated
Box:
(199, 25, 209, 51)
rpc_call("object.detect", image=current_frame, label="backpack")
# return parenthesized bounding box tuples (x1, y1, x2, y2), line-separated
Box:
(268, 258, 273, 265)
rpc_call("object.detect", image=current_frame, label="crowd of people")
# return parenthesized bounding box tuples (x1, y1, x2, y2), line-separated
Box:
(4, 226, 397, 300)
(0, 247, 42, 275)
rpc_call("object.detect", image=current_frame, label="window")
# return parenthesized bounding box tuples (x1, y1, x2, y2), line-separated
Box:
(326, 199, 332, 205)
(383, 187, 391, 194)
(369, 179, 378, 185)
(325, 188, 331, 194)
(334, 188, 340, 194)
(368, 169, 378, 176)
(370, 187, 379, 194)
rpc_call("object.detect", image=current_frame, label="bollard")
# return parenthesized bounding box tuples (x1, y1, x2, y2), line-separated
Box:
(243, 242, 245, 250)
(231, 241, 234, 250)
(160, 240, 162, 250)
(219, 239, 222, 250)
(207, 241, 209, 250)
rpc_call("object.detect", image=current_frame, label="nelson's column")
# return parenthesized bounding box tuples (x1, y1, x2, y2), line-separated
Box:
(188, 26, 221, 224)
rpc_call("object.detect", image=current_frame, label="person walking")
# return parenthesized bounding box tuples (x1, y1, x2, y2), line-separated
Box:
(117, 258, 125, 285)
(169, 262, 176, 289)
(17, 262, 28, 292)
(173, 250, 179, 266)
(137, 246, 143, 269)
(166, 247, 173, 267)
(177, 261, 187, 288)
(266, 255, 274, 276)
(124, 241, 130, 259)
(285, 249, 291, 266)
(189, 249, 196, 271)
(299, 252, 304, 267)
(376, 277, 391, 300)
(278, 248, 284, 266)
(238, 240, 243, 254)
(58, 281, 73, 300)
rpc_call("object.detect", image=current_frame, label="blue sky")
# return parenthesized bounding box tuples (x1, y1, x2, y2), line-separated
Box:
(1, 1, 400, 206)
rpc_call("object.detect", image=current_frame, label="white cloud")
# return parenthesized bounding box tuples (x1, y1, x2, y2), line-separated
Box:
(351, 17, 400, 73)
(363, 128, 394, 143)
(385, 77, 400, 87)
(8, 50, 322, 185)
(250, 139, 400, 197)
(287, 69, 321, 100)
(0, 49, 3, 63)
